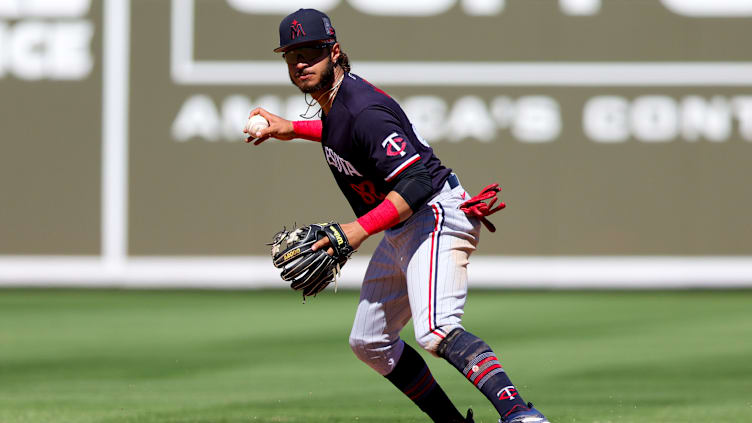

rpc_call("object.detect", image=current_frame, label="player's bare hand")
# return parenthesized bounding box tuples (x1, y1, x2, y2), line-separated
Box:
(244, 108, 295, 145)
(311, 236, 335, 256)
(312, 221, 368, 255)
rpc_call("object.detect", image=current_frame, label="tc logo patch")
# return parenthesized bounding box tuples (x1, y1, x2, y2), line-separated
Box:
(497, 385, 518, 401)
(381, 132, 407, 157)
(290, 19, 306, 40)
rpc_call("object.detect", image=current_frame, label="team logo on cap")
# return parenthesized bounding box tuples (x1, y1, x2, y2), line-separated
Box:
(290, 19, 306, 40)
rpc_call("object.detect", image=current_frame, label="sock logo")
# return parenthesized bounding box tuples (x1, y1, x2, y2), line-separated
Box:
(497, 385, 517, 400)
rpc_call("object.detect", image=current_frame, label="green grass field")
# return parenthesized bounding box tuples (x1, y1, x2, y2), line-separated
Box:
(1, 289, 750, 423)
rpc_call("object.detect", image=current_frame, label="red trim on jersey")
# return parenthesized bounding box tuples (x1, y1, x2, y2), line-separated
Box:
(361, 77, 391, 98)
(471, 364, 503, 386)
(292, 120, 322, 142)
(385, 154, 421, 182)
(427, 204, 440, 333)
(431, 329, 445, 339)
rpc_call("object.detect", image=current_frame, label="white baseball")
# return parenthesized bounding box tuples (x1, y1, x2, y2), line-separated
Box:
(246, 114, 269, 136)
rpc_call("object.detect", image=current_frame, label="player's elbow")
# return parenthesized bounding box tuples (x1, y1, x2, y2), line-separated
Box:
(392, 161, 433, 212)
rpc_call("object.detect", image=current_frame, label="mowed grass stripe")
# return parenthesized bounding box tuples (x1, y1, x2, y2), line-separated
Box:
(0, 289, 750, 422)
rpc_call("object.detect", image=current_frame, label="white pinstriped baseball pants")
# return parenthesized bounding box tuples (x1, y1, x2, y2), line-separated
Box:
(349, 178, 482, 375)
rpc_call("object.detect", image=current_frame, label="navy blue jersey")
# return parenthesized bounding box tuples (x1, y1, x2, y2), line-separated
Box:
(320, 73, 452, 217)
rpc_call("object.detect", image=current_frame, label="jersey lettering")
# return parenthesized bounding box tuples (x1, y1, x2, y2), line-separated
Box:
(350, 180, 386, 205)
(321, 73, 451, 216)
(324, 146, 363, 177)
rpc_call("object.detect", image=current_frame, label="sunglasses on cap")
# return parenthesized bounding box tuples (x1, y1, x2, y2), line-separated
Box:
(282, 43, 333, 65)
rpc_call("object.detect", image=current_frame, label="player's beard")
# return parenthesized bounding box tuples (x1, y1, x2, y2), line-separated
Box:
(293, 58, 335, 95)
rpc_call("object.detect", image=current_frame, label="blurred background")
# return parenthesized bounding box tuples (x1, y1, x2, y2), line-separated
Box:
(2, 2, 752, 423)
(2, 0, 751, 288)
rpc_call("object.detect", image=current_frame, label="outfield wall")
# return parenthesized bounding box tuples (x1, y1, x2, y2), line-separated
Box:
(1, 0, 751, 288)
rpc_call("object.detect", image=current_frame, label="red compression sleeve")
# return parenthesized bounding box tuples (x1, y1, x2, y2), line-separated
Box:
(357, 199, 401, 235)
(292, 120, 323, 142)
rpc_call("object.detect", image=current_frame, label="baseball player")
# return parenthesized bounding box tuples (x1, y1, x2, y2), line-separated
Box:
(245, 9, 551, 423)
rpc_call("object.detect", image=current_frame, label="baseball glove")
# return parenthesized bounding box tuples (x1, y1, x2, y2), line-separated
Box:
(268, 222, 354, 300)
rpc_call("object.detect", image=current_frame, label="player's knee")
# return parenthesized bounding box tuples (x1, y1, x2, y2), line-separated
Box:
(348, 334, 370, 361)
(348, 335, 404, 376)
(348, 333, 386, 361)
(414, 333, 441, 354)
(414, 324, 463, 355)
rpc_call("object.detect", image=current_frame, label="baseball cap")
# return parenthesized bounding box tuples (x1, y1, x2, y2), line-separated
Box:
(274, 8, 337, 53)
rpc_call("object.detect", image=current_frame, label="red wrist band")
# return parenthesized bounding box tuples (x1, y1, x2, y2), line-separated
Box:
(292, 120, 323, 142)
(357, 199, 401, 235)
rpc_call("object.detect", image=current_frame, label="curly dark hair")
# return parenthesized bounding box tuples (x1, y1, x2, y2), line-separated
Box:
(336, 50, 351, 73)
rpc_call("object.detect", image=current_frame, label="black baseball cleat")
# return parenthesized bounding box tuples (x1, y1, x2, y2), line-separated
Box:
(499, 403, 550, 423)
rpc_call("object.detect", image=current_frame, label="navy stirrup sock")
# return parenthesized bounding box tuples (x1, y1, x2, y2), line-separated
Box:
(437, 329, 528, 418)
(385, 343, 465, 423)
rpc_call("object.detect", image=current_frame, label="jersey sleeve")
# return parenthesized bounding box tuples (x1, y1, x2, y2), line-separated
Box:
(351, 106, 422, 183)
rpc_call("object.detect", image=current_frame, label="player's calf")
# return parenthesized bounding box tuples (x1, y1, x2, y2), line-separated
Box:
(437, 328, 536, 420)
(384, 342, 469, 423)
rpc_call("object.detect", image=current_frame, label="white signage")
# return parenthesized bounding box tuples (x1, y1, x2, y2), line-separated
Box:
(0, 0, 93, 80)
